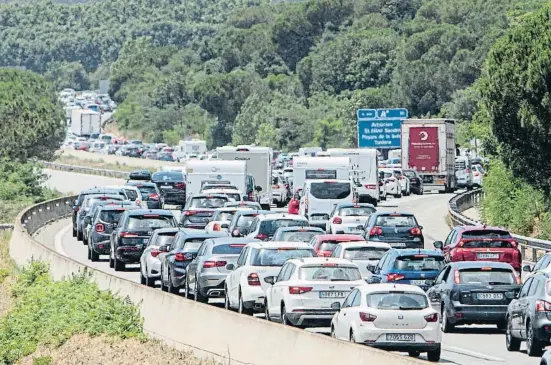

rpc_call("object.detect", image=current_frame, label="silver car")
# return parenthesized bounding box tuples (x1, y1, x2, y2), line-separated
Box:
(185, 237, 259, 302)
(140, 227, 183, 287)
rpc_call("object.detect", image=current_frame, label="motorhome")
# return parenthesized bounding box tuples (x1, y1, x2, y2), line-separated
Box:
(292, 156, 350, 194)
(186, 160, 247, 200)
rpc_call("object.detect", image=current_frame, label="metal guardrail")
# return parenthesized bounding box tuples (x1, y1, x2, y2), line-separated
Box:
(0, 224, 14, 231)
(42, 161, 130, 179)
(19, 195, 77, 236)
(448, 188, 551, 262)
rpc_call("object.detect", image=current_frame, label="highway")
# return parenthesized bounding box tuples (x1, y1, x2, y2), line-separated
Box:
(34, 168, 544, 364)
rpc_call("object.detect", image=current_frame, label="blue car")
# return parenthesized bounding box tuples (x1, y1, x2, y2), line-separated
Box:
(368, 249, 445, 291)
(158, 231, 227, 294)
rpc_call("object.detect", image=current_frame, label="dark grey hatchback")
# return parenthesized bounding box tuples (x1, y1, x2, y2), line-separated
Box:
(361, 212, 424, 249)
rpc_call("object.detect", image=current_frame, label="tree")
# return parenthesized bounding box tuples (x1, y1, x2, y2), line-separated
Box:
(0, 69, 65, 161)
(479, 5, 551, 194)
(45, 61, 90, 91)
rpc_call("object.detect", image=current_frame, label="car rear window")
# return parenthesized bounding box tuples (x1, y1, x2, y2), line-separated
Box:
(394, 255, 445, 271)
(99, 210, 125, 223)
(236, 215, 258, 228)
(310, 182, 351, 200)
(189, 197, 229, 209)
(383, 172, 393, 178)
(152, 171, 184, 181)
(180, 239, 206, 252)
(366, 292, 429, 310)
(124, 190, 139, 200)
(127, 215, 175, 230)
(461, 240, 515, 248)
(298, 265, 362, 281)
(458, 268, 515, 285)
(224, 193, 241, 201)
(215, 212, 236, 222)
(375, 215, 417, 227)
(280, 231, 321, 242)
(250, 248, 314, 266)
(212, 244, 246, 255)
(150, 233, 176, 247)
(305, 169, 337, 179)
(343, 247, 388, 260)
(137, 186, 157, 195)
(461, 230, 512, 238)
(338, 206, 376, 216)
(259, 219, 308, 236)
(319, 241, 340, 251)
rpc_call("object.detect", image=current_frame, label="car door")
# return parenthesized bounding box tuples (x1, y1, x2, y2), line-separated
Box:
(269, 263, 291, 317)
(228, 247, 249, 304)
(511, 277, 532, 332)
(427, 266, 451, 314)
(369, 252, 389, 283)
(442, 229, 459, 262)
(334, 289, 359, 340)
(188, 241, 209, 289)
(520, 276, 541, 338)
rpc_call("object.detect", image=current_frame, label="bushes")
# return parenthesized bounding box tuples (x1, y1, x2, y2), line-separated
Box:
(0, 263, 144, 364)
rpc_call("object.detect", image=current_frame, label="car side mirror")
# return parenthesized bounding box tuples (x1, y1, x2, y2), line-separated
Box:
(226, 263, 235, 271)
(255, 186, 262, 192)
(331, 302, 341, 311)
(159, 245, 170, 253)
(221, 223, 229, 229)
(367, 265, 377, 273)
(419, 226, 423, 230)
(425, 279, 435, 287)
(243, 195, 249, 201)
(356, 225, 364, 230)
(433, 241, 443, 250)
(522, 264, 532, 272)
(264, 276, 275, 285)
(232, 229, 241, 237)
(84, 216, 91, 224)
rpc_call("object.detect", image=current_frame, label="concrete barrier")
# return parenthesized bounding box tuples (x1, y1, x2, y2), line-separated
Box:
(9, 197, 426, 365)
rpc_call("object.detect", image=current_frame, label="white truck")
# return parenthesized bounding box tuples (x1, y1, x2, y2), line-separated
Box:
(216, 146, 272, 210)
(327, 148, 379, 205)
(401, 118, 456, 193)
(70, 109, 101, 137)
(292, 156, 350, 195)
(173, 139, 207, 161)
(185, 160, 247, 199)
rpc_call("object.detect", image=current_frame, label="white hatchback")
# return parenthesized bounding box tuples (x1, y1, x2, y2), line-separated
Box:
(264, 257, 365, 328)
(330, 241, 391, 279)
(330, 283, 441, 362)
(204, 207, 252, 234)
(380, 169, 401, 198)
(326, 203, 376, 234)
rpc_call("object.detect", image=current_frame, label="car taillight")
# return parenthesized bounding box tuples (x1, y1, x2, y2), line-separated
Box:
(364, 184, 377, 189)
(289, 286, 312, 294)
(184, 210, 197, 216)
(247, 273, 261, 286)
(175, 182, 186, 189)
(410, 227, 422, 235)
(120, 232, 138, 237)
(203, 260, 227, 268)
(454, 269, 461, 284)
(149, 193, 160, 201)
(333, 217, 342, 224)
(424, 313, 438, 322)
(359, 312, 377, 322)
(466, 168, 471, 174)
(175, 252, 193, 261)
(136, 199, 141, 205)
(457, 240, 466, 248)
(378, 181, 384, 186)
(150, 249, 160, 257)
(386, 273, 405, 281)
(255, 234, 268, 240)
(317, 250, 332, 257)
(369, 226, 383, 236)
(248, 191, 253, 201)
(509, 240, 518, 248)
(213, 223, 220, 231)
(95, 223, 104, 233)
(536, 300, 551, 312)
(474, 172, 480, 176)
(388, 178, 395, 182)
(273, 185, 280, 189)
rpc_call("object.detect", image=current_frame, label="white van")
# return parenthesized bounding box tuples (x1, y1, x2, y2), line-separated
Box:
(327, 148, 379, 205)
(455, 156, 473, 190)
(298, 147, 322, 157)
(292, 156, 350, 194)
(89, 141, 106, 153)
(185, 160, 247, 199)
(216, 145, 272, 210)
(299, 180, 353, 229)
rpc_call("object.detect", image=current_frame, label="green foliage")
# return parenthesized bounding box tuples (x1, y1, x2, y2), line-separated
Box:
(0, 69, 65, 162)
(32, 357, 53, 365)
(0, 262, 144, 364)
(45, 62, 90, 91)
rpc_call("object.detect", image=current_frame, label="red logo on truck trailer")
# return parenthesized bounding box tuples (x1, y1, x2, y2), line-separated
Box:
(408, 127, 439, 172)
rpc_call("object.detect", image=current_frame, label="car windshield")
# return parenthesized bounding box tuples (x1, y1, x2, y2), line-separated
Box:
(150, 234, 176, 247)
(383, 172, 393, 178)
(127, 216, 175, 230)
(99, 210, 125, 223)
(189, 197, 228, 209)
(236, 215, 257, 229)
(310, 182, 350, 199)
(136, 186, 157, 195)
(394, 255, 445, 271)
(375, 215, 417, 227)
(250, 248, 314, 266)
(299, 265, 362, 281)
(215, 212, 235, 222)
(458, 269, 515, 285)
(403, 171, 416, 178)
(124, 190, 139, 200)
(259, 219, 309, 236)
(319, 241, 342, 252)
(366, 292, 429, 310)
(343, 247, 388, 260)
(85, 196, 121, 208)
(461, 230, 512, 239)
(280, 231, 322, 242)
(338, 206, 376, 216)
(461, 240, 515, 248)
(152, 171, 184, 181)
(180, 239, 205, 252)
(212, 244, 246, 255)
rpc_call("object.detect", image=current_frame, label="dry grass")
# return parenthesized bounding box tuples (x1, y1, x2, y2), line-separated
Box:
(0, 231, 15, 316)
(54, 155, 138, 172)
(16, 334, 220, 365)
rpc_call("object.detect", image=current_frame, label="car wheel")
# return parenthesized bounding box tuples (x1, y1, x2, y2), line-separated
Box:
(264, 299, 271, 321)
(140, 271, 147, 285)
(441, 307, 454, 333)
(194, 281, 207, 303)
(113, 256, 124, 272)
(90, 248, 99, 262)
(526, 322, 544, 357)
(330, 326, 336, 338)
(77, 230, 83, 241)
(408, 351, 420, 357)
(238, 290, 253, 315)
(394, 194, 401, 198)
(160, 270, 168, 292)
(87, 246, 91, 260)
(109, 252, 114, 268)
(281, 304, 291, 325)
(349, 329, 356, 343)
(82, 236, 88, 246)
(184, 276, 191, 298)
(167, 270, 179, 294)
(72, 226, 77, 237)
(224, 287, 232, 310)
(506, 317, 521, 351)
(427, 345, 441, 362)
(496, 320, 506, 331)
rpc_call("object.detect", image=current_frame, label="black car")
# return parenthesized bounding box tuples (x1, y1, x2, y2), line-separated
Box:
(228, 210, 274, 237)
(121, 145, 141, 158)
(360, 212, 424, 249)
(128, 170, 152, 181)
(158, 231, 227, 293)
(125, 181, 162, 209)
(180, 194, 230, 229)
(427, 261, 521, 332)
(151, 170, 186, 207)
(403, 170, 423, 195)
(88, 203, 140, 261)
(109, 209, 177, 271)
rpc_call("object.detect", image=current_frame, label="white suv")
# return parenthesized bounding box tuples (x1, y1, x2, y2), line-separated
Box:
(245, 213, 309, 241)
(224, 241, 315, 314)
(272, 175, 288, 208)
(264, 257, 365, 328)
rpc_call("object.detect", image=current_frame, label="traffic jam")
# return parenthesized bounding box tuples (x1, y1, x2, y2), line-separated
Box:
(68, 120, 542, 363)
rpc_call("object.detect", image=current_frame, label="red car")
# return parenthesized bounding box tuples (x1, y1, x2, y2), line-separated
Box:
(309, 234, 365, 257)
(434, 226, 521, 272)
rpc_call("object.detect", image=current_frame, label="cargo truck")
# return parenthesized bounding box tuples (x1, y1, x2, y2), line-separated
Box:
(70, 109, 101, 137)
(401, 119, 456, 193)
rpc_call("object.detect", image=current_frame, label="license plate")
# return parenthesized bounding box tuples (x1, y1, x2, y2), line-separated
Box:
(389, 242, 406, 247)
(477, 253, 499, 259)
(160, 186, 172, 189)
(319, 291, 347, 298)
(312, 216, 326, 221)
(410, 280, 428, 285)
(386, 334, 415, 342)
(477, 293, 503, 300)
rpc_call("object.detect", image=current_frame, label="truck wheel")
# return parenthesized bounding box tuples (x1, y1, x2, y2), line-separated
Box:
(261, 204, 271, 211)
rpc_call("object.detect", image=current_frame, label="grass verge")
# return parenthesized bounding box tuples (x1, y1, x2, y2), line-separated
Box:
(54, 155, 138, 172)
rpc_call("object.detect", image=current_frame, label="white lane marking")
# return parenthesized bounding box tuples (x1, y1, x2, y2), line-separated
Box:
(443, 345, 505, 361)
(54, 224, 72, 257)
